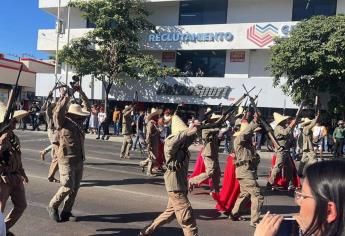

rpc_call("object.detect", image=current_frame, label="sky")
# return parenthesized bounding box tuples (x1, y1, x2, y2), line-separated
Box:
(0, 0, 55, 60)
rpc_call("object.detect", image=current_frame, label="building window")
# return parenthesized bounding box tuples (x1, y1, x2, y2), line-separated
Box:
(176, 50, 226, 77)
(292, 0, 337, 21)
(179, 0, 228, 25)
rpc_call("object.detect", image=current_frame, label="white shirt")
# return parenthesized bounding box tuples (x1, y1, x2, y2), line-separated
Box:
(98, 112, 107, 123)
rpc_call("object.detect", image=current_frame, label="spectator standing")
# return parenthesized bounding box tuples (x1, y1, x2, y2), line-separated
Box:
(333, 120, 345, 157)
(89, 105, 98, 134)
(112, 106, 121, 135)
(29, 101, 41, 131)
(96, 107, 108, 140)
(312, 122, 326, 158)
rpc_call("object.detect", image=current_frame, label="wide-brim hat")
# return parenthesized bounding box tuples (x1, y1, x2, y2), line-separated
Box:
(300, 117, 312, 126)
(67, 104, 90, 117)
(171, 115, 188, 135)
(235, 106, 244, 118)
(147, 108, 162, 120)
(233, 123, 249, 137)
(123, 105, 132, 112)
(209, 113, 222, 121)
(273, 112, 290, 125)
(0, 103, 29, 123)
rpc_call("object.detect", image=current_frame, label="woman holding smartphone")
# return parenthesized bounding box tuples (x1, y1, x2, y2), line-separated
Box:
(255, 159, 345, 236)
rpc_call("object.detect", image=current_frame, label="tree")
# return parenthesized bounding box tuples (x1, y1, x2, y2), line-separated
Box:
(58, 0, 179, 113)
(267, 15, 345, 117)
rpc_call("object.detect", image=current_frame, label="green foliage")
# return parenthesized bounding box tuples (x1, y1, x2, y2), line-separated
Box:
(58, 0, 180, 110)
(267, 15, 345, 114)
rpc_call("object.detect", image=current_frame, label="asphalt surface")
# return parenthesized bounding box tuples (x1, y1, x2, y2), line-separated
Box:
(6, 130, 299, 236)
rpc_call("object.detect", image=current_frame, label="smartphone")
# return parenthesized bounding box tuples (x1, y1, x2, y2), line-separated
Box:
(276, 218, 300, 236)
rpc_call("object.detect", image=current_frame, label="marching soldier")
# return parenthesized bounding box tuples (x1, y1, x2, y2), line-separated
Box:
(189, 113, 222, 194)
(268, 112, 296, 190)
(47, 86, 91, 222)
(39, 89, 60, 183)
(298, 112, 320, 177)
(139, 108, 162, 176)
(139, 115, 199, 236)
(0, 105, 29, 235)
(230, 115, 263, 227)
(120, 105, 134, 159)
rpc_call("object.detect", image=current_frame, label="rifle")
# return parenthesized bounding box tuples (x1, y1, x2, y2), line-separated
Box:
(314, 95, 320, 115)
(0, 64, 23, 134)
(242, 85, 283, 151)
(198, 86, 255, 129)
(292, 100, 305, 128)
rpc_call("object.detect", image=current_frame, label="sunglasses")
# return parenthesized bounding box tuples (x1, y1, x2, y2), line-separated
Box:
(294, 189, 314, 201)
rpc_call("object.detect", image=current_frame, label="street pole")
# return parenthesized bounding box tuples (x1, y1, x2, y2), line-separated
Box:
(65, 1, 71, 85)
(54, 0, 62, 99)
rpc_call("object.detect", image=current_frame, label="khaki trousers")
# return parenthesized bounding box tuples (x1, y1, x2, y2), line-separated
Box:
(143, 191, 198, 236)
(231, 178, 263, 224)
(298, 151, 316, 177)
(189, 156, 221, 192)
(49, 162, 83, 212)
(0, 182, 27, 231)
(270, 151, 294, 186)
(120, 135, 133, 158)
(46, 129, 59, 179)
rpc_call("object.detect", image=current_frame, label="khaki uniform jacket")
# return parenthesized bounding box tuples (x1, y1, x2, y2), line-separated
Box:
(164, 130, 195, 192)
(122, 108, 133, 135)
(274, 124, 293, 150)
(53, 93, 91, 166)
(146, 120, 160, 156)
(0, 134, 27, 185)
(234, 121, 260, 179)
(302, 119, 317, 152)
(202, 128, 220, 159)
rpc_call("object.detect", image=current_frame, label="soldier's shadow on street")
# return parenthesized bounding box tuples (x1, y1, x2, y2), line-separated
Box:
(88, 226, 183, 236)
(80, 178, 165, 187)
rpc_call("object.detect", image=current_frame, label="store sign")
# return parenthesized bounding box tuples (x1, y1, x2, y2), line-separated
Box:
(148, 32, 234, 43)
(162, 52, 176, 62)
(157, 82, 231, 98)
(230, 51, 246, 62)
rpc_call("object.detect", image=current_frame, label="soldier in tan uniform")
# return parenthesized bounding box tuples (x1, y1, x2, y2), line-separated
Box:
(139, 108, 162, 176)
(268, 112, 296, 190)
(47, 87, 90, 222)
(189, 113, 222, 194)
(0, 105, 29, 235)
(120, 105, 134, 159)
(39, 89, 60, 183)
(297, 113, 320, 177)
(230, 116, 263, 227)
(139, 116, 199, 236)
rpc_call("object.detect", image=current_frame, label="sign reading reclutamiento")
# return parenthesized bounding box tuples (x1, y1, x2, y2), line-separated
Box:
(148, 32, 234, 42)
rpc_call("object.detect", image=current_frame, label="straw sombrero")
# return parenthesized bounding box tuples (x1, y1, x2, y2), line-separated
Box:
(235, 106, 244, 118)
(147, 108, 162, 120)
(171, 115, 188, 135)
(209, 113, 222, 121)
(300, 117, 312, 127)
(0, 103, 29, 122)
(67, 104, 90, 117)
(273, 112, 290, 125)
(233, 122, 249, 137)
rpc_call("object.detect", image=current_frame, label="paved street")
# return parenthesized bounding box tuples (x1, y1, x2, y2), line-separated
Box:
(8, 130, 298, 236)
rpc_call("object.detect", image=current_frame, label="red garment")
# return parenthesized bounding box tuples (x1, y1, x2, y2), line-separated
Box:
(214, 154, 240, 212)
(155, 140, 164, 168)
(188, 148, 212, 187)
(269, 154, 301, 189)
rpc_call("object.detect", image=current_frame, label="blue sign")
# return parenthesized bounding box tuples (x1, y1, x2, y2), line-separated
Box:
(148, 32, 234, 43)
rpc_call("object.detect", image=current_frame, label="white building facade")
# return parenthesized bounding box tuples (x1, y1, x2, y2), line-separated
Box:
(36, 0, 345, 109)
